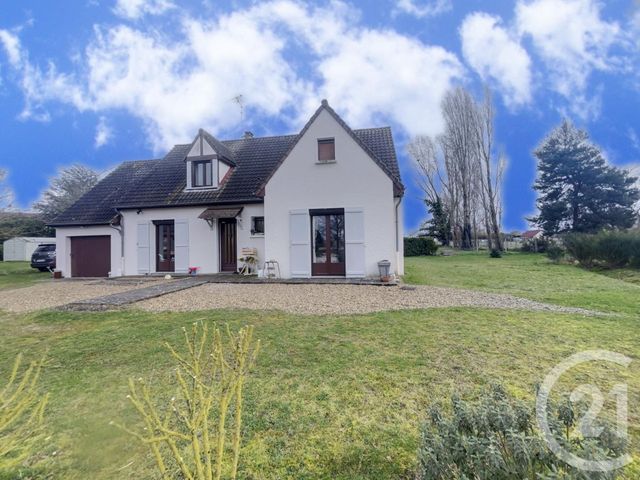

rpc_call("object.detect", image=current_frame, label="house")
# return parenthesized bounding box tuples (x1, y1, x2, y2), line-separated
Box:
(50, 101, 405, 279)
(3, 237, 54, 261)
(522, 229, 543, 241)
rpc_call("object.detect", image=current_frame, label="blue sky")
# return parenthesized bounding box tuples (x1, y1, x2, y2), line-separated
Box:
(1, 0, 639, 232)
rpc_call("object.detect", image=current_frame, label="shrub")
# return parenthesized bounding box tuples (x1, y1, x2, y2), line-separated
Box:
(546, 244, 565, 263)
(416, 384, 625, 480)
(0, 354, 48, 470)
(116, 323, 259, 480)
(596, 231, 634, 268)
(404, 237, 438, 257)
(563, 233, 599, 268)
(489, 248, 502, 258)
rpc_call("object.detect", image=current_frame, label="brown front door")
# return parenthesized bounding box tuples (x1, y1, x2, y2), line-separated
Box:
(219, 218, 237, 272)
(311, 209, 345, 276)
(70, 236, 111, 277)
(156, 221, 175, 272)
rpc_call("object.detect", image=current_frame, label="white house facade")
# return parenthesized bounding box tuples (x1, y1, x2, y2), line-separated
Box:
(51, 101, 404, 279)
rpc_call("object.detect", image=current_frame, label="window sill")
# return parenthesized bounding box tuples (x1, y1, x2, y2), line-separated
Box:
(185, 186, 218, 191)
(315, 160, 336, 165)
(250, 234, 265, 239)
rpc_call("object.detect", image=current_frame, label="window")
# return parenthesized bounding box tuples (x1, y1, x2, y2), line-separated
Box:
(317, 138, 335, 162)
(192, 160, 213, 187)
(251, 216, 265, 235)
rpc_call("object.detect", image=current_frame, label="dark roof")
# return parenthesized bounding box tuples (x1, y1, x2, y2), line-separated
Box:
(49, 159, 159, 226)
(51, 106, 404, 227)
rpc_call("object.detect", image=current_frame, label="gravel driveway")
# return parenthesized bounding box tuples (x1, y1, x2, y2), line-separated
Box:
(0, 279, 162, 313)
(137, 283, 595, 316)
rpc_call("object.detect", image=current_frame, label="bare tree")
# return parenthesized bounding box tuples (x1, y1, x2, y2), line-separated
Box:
(0, 169, 14, 211)
(34, 165, 99, 222)
(409, 86, 506, 250)
(473, 88, 506, 251)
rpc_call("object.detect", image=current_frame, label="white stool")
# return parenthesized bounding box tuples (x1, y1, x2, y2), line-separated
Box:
(263, 260, 281, 279)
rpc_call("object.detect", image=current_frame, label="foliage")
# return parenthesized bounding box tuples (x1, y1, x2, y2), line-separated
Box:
(422, 198, 451, 246)
(546, 244, 565, 263)
(0, 212, 52, 250)
(0, 354, 48, 471)
(404, 237, 438, 257)
(116, 323, 259, 480)
(563, 231, 640, 269)
(33, 165, 98, 223)
(417, 384, 624, 480)
(489, 248, 502, 258)
(531, 120, 639, 235)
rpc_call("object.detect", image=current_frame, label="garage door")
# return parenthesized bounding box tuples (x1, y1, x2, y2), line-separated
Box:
(70, 236, 111, 277)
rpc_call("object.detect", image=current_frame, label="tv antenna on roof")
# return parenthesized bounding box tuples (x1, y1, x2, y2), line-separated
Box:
(232, 94, 244, 123)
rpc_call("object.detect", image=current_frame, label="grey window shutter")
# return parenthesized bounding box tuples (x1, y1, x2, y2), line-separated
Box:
(175, 219, 190, 273)
(289, 210, 311, 277)
(345, 208, 365, 277)
(137, 222, 150, 274)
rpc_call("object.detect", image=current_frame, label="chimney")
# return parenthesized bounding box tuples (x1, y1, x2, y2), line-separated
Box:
(243, 131, 254, 139)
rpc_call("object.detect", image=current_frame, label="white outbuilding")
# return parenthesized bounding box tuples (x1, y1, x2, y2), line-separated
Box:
(3, 237, 55, 261)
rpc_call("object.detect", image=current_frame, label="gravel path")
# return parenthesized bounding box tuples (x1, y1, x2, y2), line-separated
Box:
(0, 279, 163, 313)
(137, 283, 596, 316)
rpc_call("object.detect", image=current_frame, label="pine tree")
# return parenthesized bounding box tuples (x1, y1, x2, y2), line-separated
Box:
(423, 198, 451, 246)
(532, 120, 639, 235)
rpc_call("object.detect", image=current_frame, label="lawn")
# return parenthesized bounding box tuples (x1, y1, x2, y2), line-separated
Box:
(0, 254, 638, 479)
(0, 261, 49, 290)
(405, 252, 640, 316)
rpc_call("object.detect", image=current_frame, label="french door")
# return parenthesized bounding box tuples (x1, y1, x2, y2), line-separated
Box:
(311, 209, 345, 276)
(155, 221, 175, 272)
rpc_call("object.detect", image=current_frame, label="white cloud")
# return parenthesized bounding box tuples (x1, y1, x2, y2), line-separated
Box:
(0, 30, 22, 67)
(0, 1, 465, 150)
(394, 0, 452, 18)
(460, 12, 532, 107)
(515, 0, 622, 119)
(113, 0, 175, 19)
(95, 116, 112, 147)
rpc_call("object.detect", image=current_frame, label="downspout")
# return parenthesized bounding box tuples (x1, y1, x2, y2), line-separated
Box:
(109, 210, 124, 277)
(394, 197, 401, 277)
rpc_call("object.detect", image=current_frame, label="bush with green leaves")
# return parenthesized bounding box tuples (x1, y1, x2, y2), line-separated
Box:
(416, 384, 625, 480)
(546, 244, 565, 263)
(521, 238, 550, 253)
(563, 231, 640, 269)
(404, 237, 438, 257)
(489, 248, 502, 258)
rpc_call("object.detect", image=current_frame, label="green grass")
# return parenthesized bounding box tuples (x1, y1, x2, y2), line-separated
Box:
(405, 252, 640, 316)
(1, 253, 639, 478)
(0, 261, 49, 290)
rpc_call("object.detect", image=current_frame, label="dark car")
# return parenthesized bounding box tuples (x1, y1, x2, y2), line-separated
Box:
(30, 243, 56, 272)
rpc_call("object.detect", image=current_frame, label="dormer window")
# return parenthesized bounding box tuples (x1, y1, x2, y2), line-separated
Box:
(192, 160, 213, 187)
(318, 138, 335, 162)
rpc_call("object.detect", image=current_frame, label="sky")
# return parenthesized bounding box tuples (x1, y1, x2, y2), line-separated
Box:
(0, 0, 639, 232)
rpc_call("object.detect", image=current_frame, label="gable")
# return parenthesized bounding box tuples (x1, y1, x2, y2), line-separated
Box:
(187, 132, 217, 158)
(259, 101, 403, 197)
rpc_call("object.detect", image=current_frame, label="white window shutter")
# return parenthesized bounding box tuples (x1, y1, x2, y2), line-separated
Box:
(137, 222, 150, 274)
(289, 210, 311, 277)
(175, 219, 189, 273)
(345, 208, 365, 277)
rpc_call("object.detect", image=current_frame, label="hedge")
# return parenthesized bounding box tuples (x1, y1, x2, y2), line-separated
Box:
(563, 231, 640, 269)
(404, 237, 438, 257)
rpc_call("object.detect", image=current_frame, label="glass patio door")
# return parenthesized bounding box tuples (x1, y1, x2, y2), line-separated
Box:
(311, 209, 345, 276)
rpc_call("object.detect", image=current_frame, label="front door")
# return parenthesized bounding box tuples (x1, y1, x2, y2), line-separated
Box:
(156, 221, 175, 272)
(311, 209, 345, 276)
(219, 218, 237, 272)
